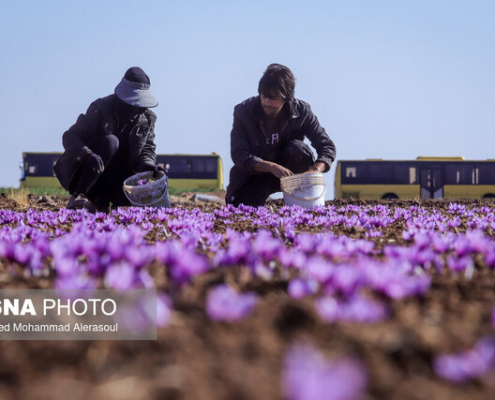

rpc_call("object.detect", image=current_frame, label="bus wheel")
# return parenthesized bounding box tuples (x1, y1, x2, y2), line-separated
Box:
(483, 194, 495, 199)
(382, 193, 398, 200)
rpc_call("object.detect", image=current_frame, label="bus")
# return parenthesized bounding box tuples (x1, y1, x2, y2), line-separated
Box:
(20, 152, 224, 191)
(335, 157, 495, 200)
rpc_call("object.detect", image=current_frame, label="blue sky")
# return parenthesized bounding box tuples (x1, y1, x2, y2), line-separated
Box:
(1, 1, 494, 199)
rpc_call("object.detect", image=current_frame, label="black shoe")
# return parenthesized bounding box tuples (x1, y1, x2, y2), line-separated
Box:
(67, 193, 91, 210)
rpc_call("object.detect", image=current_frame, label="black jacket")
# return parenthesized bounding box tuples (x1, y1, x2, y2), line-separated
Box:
(54, 94, 157, 190)
(227, 96, 336, 196)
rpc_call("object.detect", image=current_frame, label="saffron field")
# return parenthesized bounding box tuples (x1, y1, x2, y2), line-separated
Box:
(1, 195, 495, 399)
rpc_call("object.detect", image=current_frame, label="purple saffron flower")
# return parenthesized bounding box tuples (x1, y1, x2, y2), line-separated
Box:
(217, 236, 253, 265)
(104, 261, 136, 289)
(446, 255, 473, 273)
(125, 246, 154, 269)
(465, 230, 492, 254)
(414, 248, 439, 269)
(453, 237, 471, 257)
(314, 297, 339, 322)
(206, 284, 258, 322)
(330, 265, 363, 296)
(402, 230, 414, 241)
(169, 251, 210, 286)
(156, 293, 173, 327)
(344, 295, 389, 323)
(433, 337, 495, 383)
(253, 230, 282, 260)
(115, 291, 172, 334)
(485, 250, 495, 269)
(279, 248, 307, 270)
(448, 216, 462, 228)
(305, 256, 335, 283)
(288, 278, 318, 299)
(433, 354, 471, 383)
(413, 232, 432, 250)
(366, 260, 431, 299)
(295, 234, 319, 253)
(54, 274, 98, 290)
(282, 342, 367, 400)
(432, 235, 451, 253)
(315, 295, 388, 324)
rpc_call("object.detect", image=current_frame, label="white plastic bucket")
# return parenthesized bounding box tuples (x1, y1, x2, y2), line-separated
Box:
(123, 171, 171, 208)
(280, 172, 326, 209)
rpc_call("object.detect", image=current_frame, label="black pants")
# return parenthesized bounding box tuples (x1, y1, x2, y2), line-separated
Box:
(227, 140, 315, 207)
(70, 135, 132, 207)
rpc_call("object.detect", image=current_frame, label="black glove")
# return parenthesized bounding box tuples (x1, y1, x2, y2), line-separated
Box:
(72, 146, 92, 161)
(140, 164, 166, 178)
(86, 152, 105, 173)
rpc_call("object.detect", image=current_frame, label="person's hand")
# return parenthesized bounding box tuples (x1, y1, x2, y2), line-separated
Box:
(140, 164, 166, 178)
(304, 167, 319, 174)
(270, 164, 293, 179)
(304, 162, 327, 174)
(87, 152, 104, 173)
(253, 160, 293, 178)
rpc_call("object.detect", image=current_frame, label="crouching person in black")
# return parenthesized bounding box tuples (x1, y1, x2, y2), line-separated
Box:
(226, 63, 337, 207)
(54, 67, 167, 210)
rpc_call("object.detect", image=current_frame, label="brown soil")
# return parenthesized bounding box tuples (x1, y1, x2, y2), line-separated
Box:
(0, 193, 495, 400)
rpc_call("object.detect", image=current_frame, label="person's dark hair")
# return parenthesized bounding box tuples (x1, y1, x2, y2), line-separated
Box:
(258, 63, 295, 101)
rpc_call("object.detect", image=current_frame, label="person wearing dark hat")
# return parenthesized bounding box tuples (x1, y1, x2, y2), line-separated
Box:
(54, 67, 168, 210)
(226, 63, 336, 207)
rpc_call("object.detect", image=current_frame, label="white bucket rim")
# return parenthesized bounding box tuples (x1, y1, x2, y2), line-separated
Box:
(280, 173, 325, 193)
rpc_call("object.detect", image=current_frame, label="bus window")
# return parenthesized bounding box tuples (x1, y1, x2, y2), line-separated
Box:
(369, 164, 393, 183)
(372, 163, 414, 184)
(446, 165, 459, 184)
(446, 164, 475, 185)
(479, 165, 495, 184)
(341, 164, 366, 183)
(473, 168, 479, 185)
(393, 164, 415, 184)
(342, 162, 415, 184)
(170, 159, 192, 174)
(462, 165, 474, 184)
(409, 167, 417, 184)
(192, 158, 216, 173)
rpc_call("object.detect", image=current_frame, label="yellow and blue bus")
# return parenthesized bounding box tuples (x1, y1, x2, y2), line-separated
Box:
(20, 152, 223, 191)
(335, 157, 495, 200)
